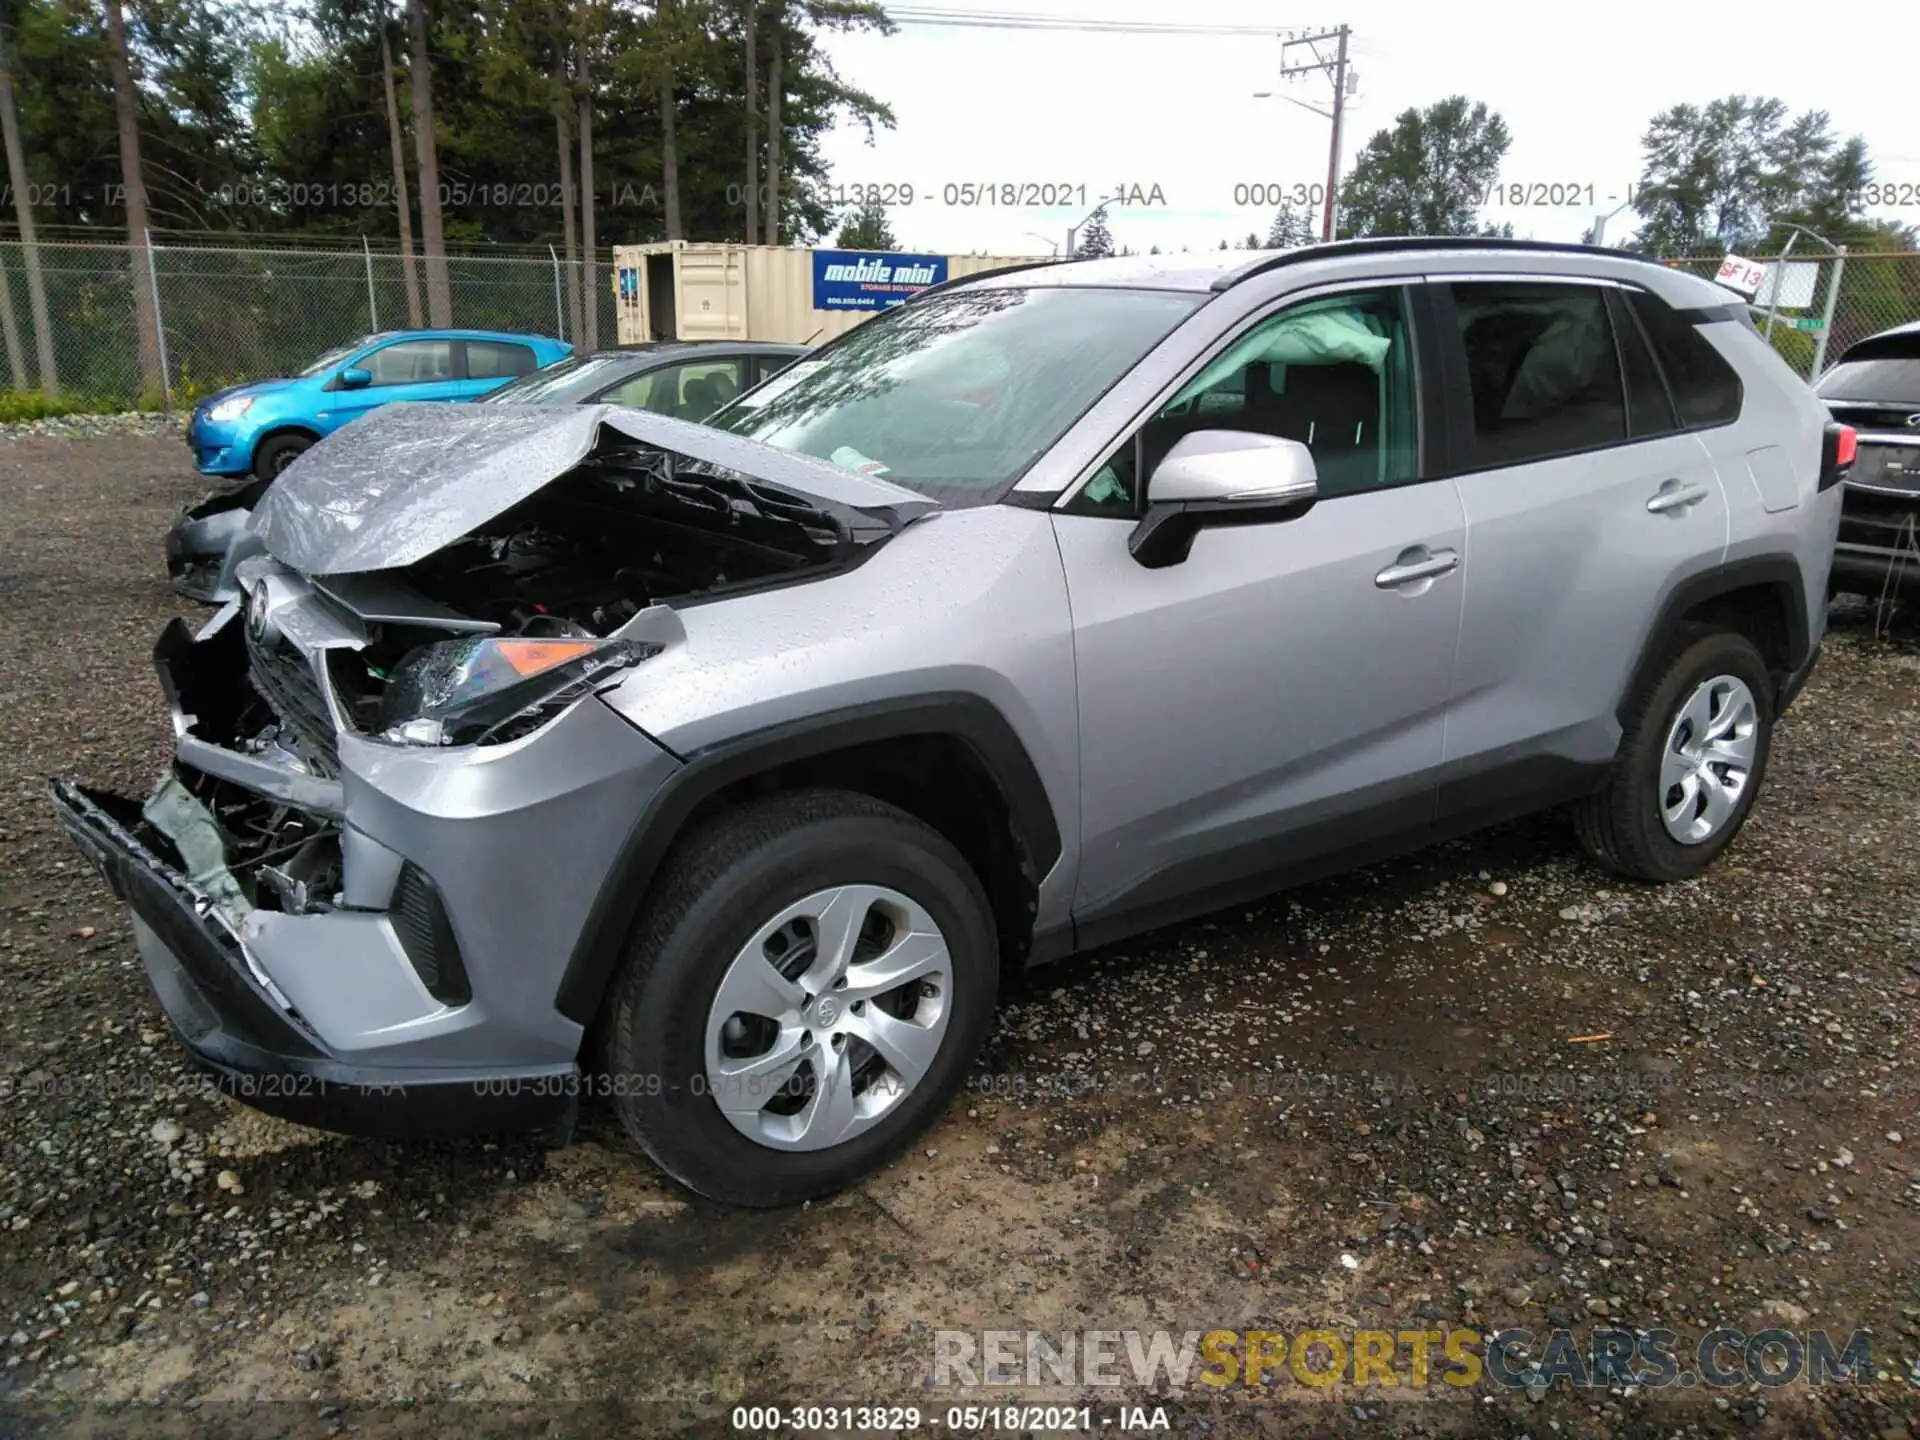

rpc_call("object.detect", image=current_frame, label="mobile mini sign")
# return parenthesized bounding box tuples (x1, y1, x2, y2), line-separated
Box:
(812, 250, 949, 312)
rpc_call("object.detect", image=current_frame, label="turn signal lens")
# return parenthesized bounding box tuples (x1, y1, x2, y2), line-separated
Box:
(495, 639, 600, 676)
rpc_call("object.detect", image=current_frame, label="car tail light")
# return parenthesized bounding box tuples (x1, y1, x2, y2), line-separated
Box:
(1820, 423, 1857, 491)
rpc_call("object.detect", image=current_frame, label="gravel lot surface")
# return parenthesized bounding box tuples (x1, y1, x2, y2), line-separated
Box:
(2, 433, 1918, 1439)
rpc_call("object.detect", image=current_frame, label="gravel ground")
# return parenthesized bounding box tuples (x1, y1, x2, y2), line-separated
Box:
(2, 433, 1919, 1440)
(0, 411, 185, 442)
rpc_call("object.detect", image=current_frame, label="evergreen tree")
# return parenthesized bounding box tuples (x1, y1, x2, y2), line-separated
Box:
(1264, 201, 1315, 248)
(1072, 204, 1113, 258)
(833, 196, 895, 249)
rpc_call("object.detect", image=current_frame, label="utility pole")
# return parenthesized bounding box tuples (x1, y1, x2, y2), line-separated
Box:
(1277, 25, 1351, 242)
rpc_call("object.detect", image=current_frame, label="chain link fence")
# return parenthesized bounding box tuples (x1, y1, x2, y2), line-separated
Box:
(1665, 251, 1920, 381)
(0, 236, 1914, 406)
(0, 238, 616, 407)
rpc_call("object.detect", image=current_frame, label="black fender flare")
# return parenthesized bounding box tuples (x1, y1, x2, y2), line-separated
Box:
(1616, 555, 1810, 726)
(555, 692, 1063, 1025)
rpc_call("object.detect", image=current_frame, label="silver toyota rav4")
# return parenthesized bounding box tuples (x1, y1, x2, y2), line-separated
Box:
(56, 238, 1850, 1207)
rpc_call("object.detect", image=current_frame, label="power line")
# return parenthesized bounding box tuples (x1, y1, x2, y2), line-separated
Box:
(885, 6, 1300, 38)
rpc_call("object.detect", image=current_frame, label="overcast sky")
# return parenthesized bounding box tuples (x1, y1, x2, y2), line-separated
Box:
(813, 0, 1920, 258)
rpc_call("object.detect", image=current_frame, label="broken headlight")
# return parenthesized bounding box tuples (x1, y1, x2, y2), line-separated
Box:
(376, 636, 651, 747)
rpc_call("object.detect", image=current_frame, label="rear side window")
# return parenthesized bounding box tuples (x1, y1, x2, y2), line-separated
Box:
(1451, 281, 1625, 467)
(466, 341, 538, 379)
(1625, 290, 1742, 428)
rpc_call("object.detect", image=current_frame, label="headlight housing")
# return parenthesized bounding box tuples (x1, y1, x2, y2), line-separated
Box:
(376, 636, 652, 747)
(206, 395, 254, 422)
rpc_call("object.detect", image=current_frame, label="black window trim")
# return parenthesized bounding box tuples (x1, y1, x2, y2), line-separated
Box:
(1431, 277, 1650, 478)
(1604, 285, 1683, 441)
(1056, 274, 1440, 520)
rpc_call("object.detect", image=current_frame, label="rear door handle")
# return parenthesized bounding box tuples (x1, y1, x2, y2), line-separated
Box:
(1646, 480, 1711, 514)
(1374, 547, 1459, 589)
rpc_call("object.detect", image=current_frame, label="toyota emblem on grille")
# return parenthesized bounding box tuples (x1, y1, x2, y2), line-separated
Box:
(1906, 413, 1920, 428)
(245, 583, 276, 645)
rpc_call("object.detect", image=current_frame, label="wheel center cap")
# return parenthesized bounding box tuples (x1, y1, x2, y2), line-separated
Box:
(814, 995, 842, 1026)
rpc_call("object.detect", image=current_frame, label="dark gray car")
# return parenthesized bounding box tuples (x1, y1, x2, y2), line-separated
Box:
(481, 340, 809, 415)
(1815, 321, 1920, 599)
(165, 341, 809, 604)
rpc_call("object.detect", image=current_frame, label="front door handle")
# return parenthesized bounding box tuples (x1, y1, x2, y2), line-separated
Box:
(1646, 479, 1711, 514)
(1374, 546, 1459, 589)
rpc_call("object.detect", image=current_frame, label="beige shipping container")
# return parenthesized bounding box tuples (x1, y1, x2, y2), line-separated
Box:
(611, 242, 1045, 347)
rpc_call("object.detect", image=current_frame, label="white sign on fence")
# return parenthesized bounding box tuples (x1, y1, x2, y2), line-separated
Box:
(1715, 253, 1767, 296)
(1754, 261, 1819, 311)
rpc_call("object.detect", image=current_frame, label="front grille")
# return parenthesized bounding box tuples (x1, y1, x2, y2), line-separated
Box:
(390, 863, 471, 1006)
(244, 627, 340, 773)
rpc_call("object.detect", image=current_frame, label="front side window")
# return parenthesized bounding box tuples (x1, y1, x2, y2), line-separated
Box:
(705, 286, 1203, 505)
(1074, 286, 1419, 514)
(362, 339, 455, 386)
(608, 358, 748, 418)
(301, 339, 368, 378)
(1452, 282, 1625, 467)
(466, 340, 537, 379)
(481, 353, 632, 405)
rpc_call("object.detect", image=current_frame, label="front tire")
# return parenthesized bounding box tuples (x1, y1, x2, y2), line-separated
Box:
(1573, 630, 1774, 882)
(604, 790, 998, 1207)
(251, 431, 312, 481)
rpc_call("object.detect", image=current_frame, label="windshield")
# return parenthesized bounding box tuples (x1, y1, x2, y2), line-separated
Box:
(299, 339, 371, 378)
(705, 287, 1203, 503)
(1817, 357, 1920, 405)
(483, 353, 640, 405)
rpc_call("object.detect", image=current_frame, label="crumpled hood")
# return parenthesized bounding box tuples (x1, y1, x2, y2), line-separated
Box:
(251, 402, 940, 576)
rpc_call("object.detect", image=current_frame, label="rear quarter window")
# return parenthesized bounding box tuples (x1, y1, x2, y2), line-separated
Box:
(1625, 289, 1743, 429)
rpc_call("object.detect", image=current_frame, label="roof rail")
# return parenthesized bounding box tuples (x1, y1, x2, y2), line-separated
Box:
(906, 257, 1065, 304)
(1212, 236, 1673, 292)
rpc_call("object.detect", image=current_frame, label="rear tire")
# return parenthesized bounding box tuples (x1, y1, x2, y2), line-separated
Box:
(603, 789, 998, 1207)
(251, 432, 312, 481)
(1573, 630, 1774, 882)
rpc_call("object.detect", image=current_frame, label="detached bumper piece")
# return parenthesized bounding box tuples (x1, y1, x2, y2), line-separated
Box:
(51, 779, 574, 1141)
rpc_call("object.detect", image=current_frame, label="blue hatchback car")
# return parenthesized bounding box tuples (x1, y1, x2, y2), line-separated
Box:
(185, 328, 573, 480)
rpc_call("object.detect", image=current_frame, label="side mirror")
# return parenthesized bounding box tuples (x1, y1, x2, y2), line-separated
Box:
(1128, 430, 1319, 568)
(337, 367, 373, 390)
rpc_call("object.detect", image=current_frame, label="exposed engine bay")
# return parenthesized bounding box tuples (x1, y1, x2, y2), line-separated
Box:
(395, 443, 850, 640)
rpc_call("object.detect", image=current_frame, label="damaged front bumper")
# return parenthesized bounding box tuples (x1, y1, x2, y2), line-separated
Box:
(52, 780, 574, 1137)
(52, 591, 683, 1140)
